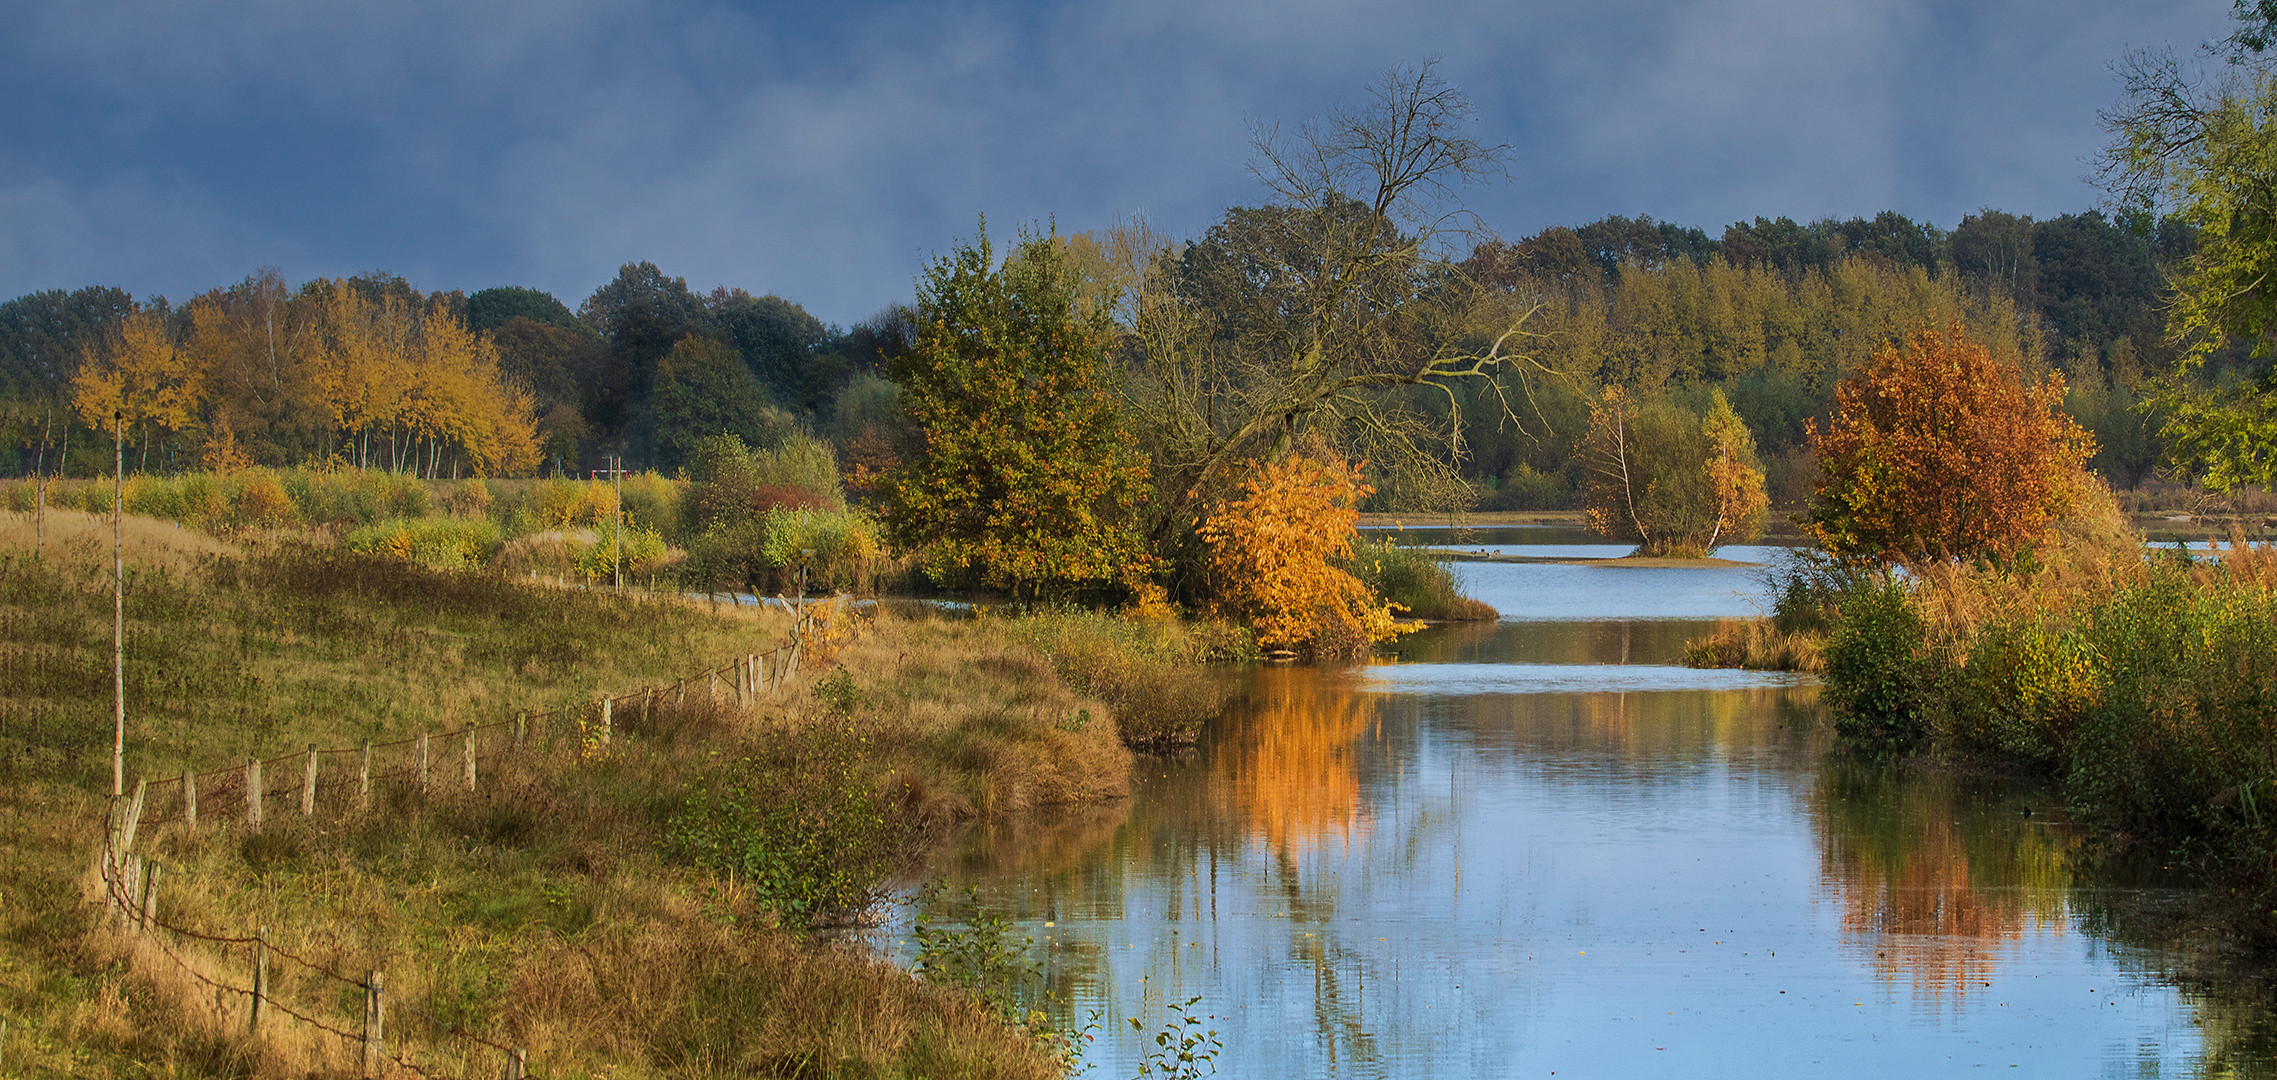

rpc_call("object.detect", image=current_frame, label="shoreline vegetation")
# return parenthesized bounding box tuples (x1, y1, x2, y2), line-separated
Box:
(0, 506, 1270, 1078)
(1685, 485, 2277, 959)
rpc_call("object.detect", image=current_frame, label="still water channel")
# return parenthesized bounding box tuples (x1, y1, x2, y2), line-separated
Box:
(872, 530, 2262, 1077)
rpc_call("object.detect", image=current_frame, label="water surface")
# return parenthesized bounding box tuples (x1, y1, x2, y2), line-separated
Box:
(875, 551, 2254, 1077)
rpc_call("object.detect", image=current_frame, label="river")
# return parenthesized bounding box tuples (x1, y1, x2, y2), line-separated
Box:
(871, 531, 2270, 1078)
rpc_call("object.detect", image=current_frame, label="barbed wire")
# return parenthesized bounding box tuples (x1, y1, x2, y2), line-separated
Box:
(84, 601, 843, 1077)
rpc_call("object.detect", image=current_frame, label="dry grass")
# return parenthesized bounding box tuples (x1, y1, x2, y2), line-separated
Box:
(1, 506, 238, 571)
(1683, 619, 1826, 672)
(0, 518, 1144, 1078)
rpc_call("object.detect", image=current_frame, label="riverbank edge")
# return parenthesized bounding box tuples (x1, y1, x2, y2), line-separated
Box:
(0, 520, 1240, 1078)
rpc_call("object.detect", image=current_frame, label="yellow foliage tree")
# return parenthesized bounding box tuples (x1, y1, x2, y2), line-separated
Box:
(70, 309, 205, 469)
(1200, 454, 1419, 658)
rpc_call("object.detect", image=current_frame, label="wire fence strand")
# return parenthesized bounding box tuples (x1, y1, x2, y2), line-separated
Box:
(88, 601, 841, 1079)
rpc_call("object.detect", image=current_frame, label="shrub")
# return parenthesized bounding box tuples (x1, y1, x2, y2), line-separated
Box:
(1201, 454, 1420, 658)
(1581, 387, 1769, 557)
(1822, 575, 1934, 749)
(1344, 538, 1496, 621)
(663, 680, 916, 927)
(345, 516, 503, 570)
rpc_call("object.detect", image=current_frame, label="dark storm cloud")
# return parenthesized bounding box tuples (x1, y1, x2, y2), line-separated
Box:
(0, 0, 2240, 323)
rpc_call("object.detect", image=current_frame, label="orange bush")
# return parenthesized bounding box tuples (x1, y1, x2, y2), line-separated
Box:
(1199, 455, 1417, 658)
(1805, 323, 2094, 565)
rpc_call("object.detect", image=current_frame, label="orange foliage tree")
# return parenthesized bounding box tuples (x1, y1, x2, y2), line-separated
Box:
(1200, 454, 1418, 658)
(1805, 322, 2094, 564)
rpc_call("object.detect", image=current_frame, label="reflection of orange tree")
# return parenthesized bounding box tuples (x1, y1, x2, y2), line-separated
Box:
(1215, 668, 1379, 856)
(1814, 761, 2078, 1002)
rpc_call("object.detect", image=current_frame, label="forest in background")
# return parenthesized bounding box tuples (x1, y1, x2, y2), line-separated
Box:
(0, 201, 2242, 514)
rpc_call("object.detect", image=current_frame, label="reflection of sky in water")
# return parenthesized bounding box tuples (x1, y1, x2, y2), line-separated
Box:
(875, 614, 2224, 1078)
(1363, 661, 1804, 693)
(1451, 558, 1776, 621)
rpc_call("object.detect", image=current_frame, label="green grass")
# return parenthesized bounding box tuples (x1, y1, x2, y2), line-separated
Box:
(0, 512, 1140, 1078)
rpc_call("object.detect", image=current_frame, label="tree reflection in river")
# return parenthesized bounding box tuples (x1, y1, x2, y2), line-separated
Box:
(1214, 666, 1378, 857)
(1813, 759, 2079, 1005)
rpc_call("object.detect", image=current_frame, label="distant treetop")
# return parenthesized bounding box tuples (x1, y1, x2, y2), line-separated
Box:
(467, 286, 588, 336)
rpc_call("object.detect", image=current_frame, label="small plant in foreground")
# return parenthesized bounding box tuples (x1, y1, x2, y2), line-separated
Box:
(1131, 995, 1221, 1079)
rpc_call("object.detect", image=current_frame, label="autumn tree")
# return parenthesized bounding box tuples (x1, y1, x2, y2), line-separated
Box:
(71, 308, 204, 470)
(1805, 322, 2094, 565)
(1199, 453, 1416, 658)
(1580, 387, 1767, 557)
(1115, 62, 1543, 552)
(874, 223, 1150, 596)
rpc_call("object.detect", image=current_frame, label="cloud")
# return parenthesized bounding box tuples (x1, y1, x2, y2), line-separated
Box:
(0, 0, 2243, 322)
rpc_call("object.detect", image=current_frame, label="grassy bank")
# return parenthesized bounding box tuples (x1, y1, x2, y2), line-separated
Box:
(1688, 491, 2277, 951)
(0, 509, 1223, 1077)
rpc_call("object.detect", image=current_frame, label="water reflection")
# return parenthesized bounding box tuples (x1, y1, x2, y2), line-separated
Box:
(884, 617, 2226, 1077)
(1812, 760, 2079, 1006)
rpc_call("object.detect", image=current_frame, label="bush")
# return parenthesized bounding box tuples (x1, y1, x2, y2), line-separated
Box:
(1344, 538, 1496, 621)
(1822, 575, 1934, 749)
(345, 516, 504, 570)
(663, 681, 916, 927)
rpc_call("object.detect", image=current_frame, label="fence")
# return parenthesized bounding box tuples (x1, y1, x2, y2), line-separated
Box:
(91, 596, 849, 1079)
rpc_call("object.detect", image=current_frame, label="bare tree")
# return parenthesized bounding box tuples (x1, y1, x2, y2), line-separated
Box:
(1114, 60, 1549, 547)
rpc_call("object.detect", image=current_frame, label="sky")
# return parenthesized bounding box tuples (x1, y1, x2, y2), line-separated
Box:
(0, 0, 2243, 326)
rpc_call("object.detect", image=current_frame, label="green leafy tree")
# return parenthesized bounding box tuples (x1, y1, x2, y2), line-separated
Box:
(465, 286, 585, 335)
(1580, 387, 1768, 557)
(875, 223, 1149, 596)
(647, 336, 776, 469)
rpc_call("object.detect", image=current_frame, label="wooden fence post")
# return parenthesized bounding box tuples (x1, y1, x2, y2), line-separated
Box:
(708, 669, 719, 703)
(675, 677, 685, 705)
(183, 766, 197, 827)
(362, 970, 384, 1077)
(600, 696, 613, 746)
(746, 654, 757, 698)
(359, 743, 373, 812)
(250, 927, 268, 1034)
(514, 711, 527, 749)
(463, 724, 476, 791)
(246, 758, 262, 830)
(417, 734, 430, 795)
(506, 1047, 528, 1080)
(120, 778, 147, 854)
(139, 861, 160, 932)
(640, 688, 652, 731)
(301, 745, 318, 816)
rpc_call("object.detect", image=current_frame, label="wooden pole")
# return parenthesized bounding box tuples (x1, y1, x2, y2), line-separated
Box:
(463, 724, 476, 791)
(506, 1047, 527, 1080)
(250, 927, 268, 1034)
(120, 778, 146, 854)
(245, 757, 262, 830)
(359, 743, 372, 812)
(183, 766, 197, 827)
(139, 861, 160, 932)
(600, 696, 612, 746)
(514, 711, 526, 749)
(362, 970, 384, 1077)
(301, 745, 318, 815)
(112, 409, 123, 799)
(417, 733, 429, 795)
